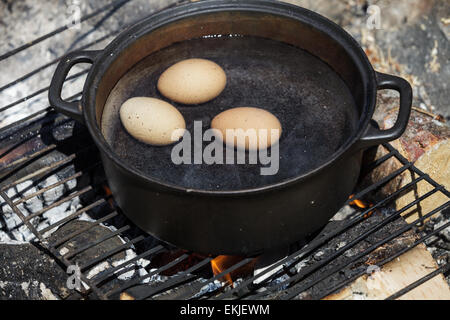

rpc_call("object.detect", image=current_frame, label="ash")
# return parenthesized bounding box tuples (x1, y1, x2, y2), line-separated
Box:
(0, 176, 81, 242)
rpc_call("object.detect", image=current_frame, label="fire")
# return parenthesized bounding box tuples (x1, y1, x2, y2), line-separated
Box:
(349, 197, 366, 209)
(211, 255, 234, 286)
(103, 185, 112, 196)
(102, 185, 115, 208)
(349, 194, 374, 218)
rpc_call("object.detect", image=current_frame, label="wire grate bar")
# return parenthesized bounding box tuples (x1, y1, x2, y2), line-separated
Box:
(278, 201, 450, 300)
(64, 225, 130, 260)
(8, 108, 69, 136)
(217, 174, 428, 300)
(0, 0, 188, 93)
(13, 172, 83, 205)
(0, 136, 41, 167)
(0, 144, 57, 174)
(345, 162, 412, 206)
(0, 150, 73, 190)
(238, 196, 448, 300)
(385, 263, 450, 300)
(274, 188, 444, 286)
(0, 191, 44, 241)
(0, 70, 88, 114)
(0, 114, 48, 147)
(105, 253, 191, 298)
(0, 92, 81, 137)
(317, 220, 450, 300)
(92, 245, 166, 286)
(0, 33, 115, 93)
(189, 257, 255, 300)
(0, 108, 51, 139)
(10, 160, 101, 205)
(39, 199, 106, 235)
(79, 235, 145, 271)
(384, 143, 450, 197)
(141, 257, 213, 300)
(2, 152, 98, 204)
(50, 210, 118, 248)
(24, 186, 93, 221)
(0, 0, 133, 62)
(360, 150, 397, 173)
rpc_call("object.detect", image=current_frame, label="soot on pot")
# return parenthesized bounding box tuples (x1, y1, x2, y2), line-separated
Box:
(101, 36, 359, 191)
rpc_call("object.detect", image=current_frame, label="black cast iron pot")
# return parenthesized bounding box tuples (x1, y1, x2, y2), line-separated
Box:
(49, 0, 412, 256)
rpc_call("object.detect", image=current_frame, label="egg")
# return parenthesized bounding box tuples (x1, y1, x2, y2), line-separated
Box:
(119, 97, 186, 146)
(211, 107, 282, 151)
(157, 58, 226, 105)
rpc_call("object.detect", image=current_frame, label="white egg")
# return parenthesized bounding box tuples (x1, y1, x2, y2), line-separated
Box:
(119, 97, 186, 146)
(211, 107, 282, 151)
(157, 58, 227, 105)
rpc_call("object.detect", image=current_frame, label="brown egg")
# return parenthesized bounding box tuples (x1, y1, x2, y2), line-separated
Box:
(119, 97, 185, 146)
(211, 107, 282, 151)
(157, 58, 226, 105)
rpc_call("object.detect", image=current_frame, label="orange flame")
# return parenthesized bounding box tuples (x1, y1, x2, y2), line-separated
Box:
(211, 255, 234, 286)
(103, 185, 112, 196)
(349, 194, 374, 218)
(102, 185, 115, 208)
(349, 197, 367, 209)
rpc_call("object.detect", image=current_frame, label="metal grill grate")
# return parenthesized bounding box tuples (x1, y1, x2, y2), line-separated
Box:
(0, 0, 449, 300)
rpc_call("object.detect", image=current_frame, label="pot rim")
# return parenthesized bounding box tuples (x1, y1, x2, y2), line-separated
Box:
(83, 0, 377, 196)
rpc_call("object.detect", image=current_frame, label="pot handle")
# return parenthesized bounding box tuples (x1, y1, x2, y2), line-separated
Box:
(48, 50, 101, 123)
(356, 72, 412, 149)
